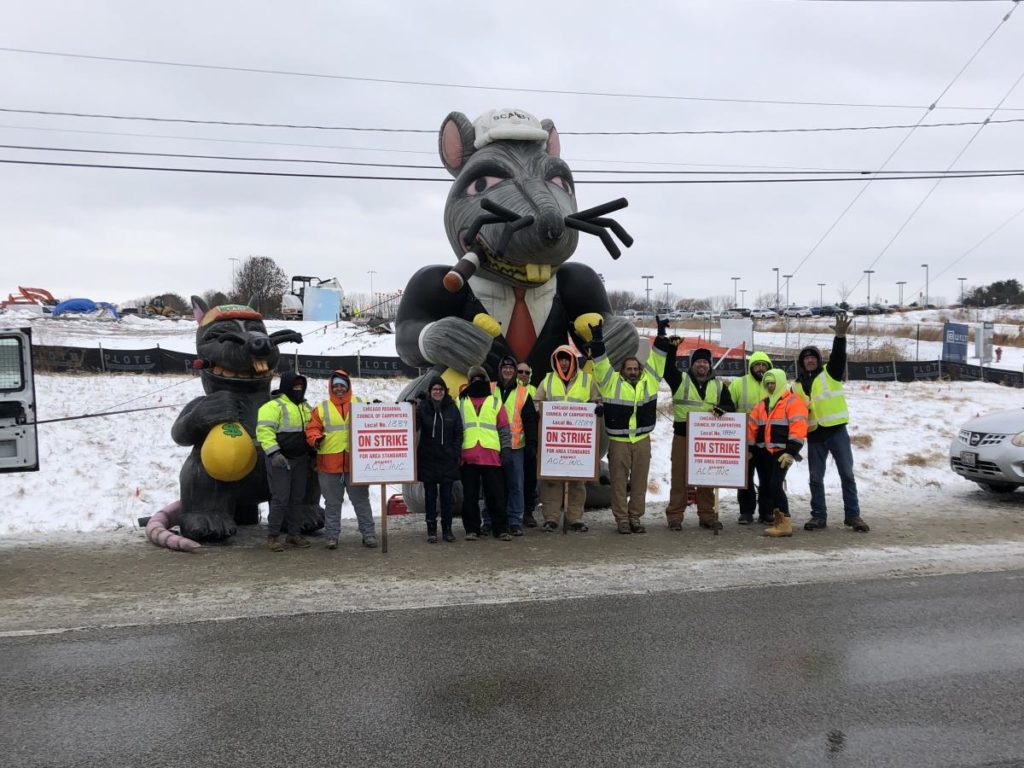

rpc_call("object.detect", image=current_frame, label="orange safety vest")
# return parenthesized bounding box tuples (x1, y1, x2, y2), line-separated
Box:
(492, 383, 528, 449)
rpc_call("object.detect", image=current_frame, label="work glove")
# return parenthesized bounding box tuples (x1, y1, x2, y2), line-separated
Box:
(830, 311, 851, 338)
(313, 437, 324, 450)
(656, 315, 670, 337)
(593, 404, 604, 418)
(588, 323, 606, 358)
(371, 398, 383, 404)
(777, 453, 795, 470)
(270, 452, 290, 470)
(711, 405, 726, 417)
(652, 334, 673, 353)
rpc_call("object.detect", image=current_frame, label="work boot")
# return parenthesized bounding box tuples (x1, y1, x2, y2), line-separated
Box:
(442, 526, 456, 543)
(523, 511, 538, 528)
(266, 536, 284, 552)
(845, 517, 870, 533)
(362, 536, 378, 548)
(427, 521, 438, 544)
(510, 525, 524, 537)
(285, 535, 311, 549)
(629, 520, 646, 534)
(764, 510, 793, 538)
(737, 514, 754, 526)
(668, 520, 683, 531)
(480, 523, 492, 536)
(803, 517, 827, 531)
(325, 537, 338, 550)
(699, 518, 723, 531)
(617, 521, 632, 534)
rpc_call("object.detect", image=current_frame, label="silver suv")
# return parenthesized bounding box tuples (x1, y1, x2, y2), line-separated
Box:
(949, 408, 1024, 493)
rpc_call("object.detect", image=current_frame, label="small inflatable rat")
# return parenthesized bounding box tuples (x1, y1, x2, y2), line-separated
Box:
(396, 108, 641, 395)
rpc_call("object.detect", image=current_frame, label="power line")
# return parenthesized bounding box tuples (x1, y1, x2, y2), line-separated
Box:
(5, 142, 1024, 176)
(850, 65, 1024, 298)
(784, 0, 1020, 283)
(0, 121, 883, 173)
(2, 45, 1023, 113)
(2, 156, 1021, 183)
(929, 202, 1024, 287)
(3, 106, 1024, 135)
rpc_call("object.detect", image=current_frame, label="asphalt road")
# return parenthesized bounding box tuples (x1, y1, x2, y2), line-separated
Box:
(1, 571, 1022, 768)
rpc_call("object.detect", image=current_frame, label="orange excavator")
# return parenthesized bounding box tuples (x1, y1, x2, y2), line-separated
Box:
(1, 287, 58, 310)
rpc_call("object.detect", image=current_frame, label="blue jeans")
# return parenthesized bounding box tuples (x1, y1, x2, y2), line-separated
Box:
(808, 425, 860, 521)
(481, 448, 525, 527)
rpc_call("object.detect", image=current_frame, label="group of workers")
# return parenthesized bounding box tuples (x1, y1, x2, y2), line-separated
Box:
(255, 311, 870, 550)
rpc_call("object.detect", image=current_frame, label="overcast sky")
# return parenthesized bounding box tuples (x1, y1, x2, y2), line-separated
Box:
(1, 0, 1022, 308)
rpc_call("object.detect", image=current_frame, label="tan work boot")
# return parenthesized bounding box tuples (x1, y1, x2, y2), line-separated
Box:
(764, 509, 793, 538)
(266, 536, 285, 552)
(286, 535, 311, 549)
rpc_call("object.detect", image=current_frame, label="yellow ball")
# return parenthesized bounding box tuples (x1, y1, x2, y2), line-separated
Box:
(201, 422, 257, 482)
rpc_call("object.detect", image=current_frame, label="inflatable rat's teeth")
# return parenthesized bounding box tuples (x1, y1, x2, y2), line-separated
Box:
(443, 253, 480, 293)
(525, 264, 551, 283)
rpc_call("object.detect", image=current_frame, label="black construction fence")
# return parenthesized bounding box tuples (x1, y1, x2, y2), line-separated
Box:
(30, 344, 1024, 388)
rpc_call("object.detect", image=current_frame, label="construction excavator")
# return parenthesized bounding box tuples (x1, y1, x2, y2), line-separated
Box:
(1, 287, 58, 311)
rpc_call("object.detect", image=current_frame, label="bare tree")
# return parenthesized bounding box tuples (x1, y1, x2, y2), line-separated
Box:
(606, 290, 638, 312)
(232, 256, 287, 316)
(201, 289, 230, 307)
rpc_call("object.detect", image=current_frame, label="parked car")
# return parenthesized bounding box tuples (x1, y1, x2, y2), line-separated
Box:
(749, 308, 778, 319)
(813, 305, 842, 316)
(783, 305, 813, 318)
(726, 307, 751, 317)
(668, 310, 692, 320)
(949, 408, 1024, 493)
(851, 304, 883, 315)
(691, 310, 713, 320)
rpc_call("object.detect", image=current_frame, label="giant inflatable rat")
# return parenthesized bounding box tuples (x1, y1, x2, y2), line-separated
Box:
(395, 108, 641, 395)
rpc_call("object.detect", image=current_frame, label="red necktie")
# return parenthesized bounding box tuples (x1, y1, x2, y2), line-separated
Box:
(506, 287, 537, 364)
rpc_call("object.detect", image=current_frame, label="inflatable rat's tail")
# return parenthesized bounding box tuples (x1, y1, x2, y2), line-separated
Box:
(146, 500, 202, 553)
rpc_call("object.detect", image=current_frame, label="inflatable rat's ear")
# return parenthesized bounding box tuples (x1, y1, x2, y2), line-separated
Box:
(439, 112, 477, 176)
(541, 119, 561, 158)
(191, 295, 209, 324)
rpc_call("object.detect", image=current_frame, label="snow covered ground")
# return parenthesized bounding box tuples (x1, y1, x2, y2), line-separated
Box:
(1, 371, 1021, 537)
(0, 310, 1021, 538)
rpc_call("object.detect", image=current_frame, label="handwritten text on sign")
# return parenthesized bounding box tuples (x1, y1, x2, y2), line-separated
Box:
(538, 401, 599, 482)
(350, 402, 416, 484)
(686, 412, 748, 489)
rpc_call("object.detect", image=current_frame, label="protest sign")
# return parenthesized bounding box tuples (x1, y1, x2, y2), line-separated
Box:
(538, 401, 599, 482)
(686, 412, 747, 489)
(350, 402, 416, 484)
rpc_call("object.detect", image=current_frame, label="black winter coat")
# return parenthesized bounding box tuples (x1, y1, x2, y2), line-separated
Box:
(416, 395, 463, 483)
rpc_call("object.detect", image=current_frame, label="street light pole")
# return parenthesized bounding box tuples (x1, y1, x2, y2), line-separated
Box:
(739, 288, 746, 307)
(817, 282, 826, 307)
(663, 282, 672, 309)
(229, 257, 240, 289)
(864, 269, 875, 305)
(921, 263, 929, 307)
(641, 274, 654, 312)
(783, 274, 792, 307)
(731, 277, 740, 307)
(958, 277, 967, 305)
(367, 269, 377, 307)
(772, 267, 780, 309)
(896, 281, 906, 306)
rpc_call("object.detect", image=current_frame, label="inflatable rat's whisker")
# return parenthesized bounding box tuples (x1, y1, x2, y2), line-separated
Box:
(494, 214, 536, 257)
(463, 214, 505, 248)
(479, 198, 524, 221)
(571, 198, 629, 221)
(565, 198, 633, 260)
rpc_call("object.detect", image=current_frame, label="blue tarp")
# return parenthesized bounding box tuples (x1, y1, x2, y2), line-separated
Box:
(52, 299, 119, 319)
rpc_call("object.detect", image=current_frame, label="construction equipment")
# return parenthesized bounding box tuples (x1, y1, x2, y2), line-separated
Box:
(141, 297, 180, 318)
(282, 276, 347, 321)
(1, 287, 58, 311)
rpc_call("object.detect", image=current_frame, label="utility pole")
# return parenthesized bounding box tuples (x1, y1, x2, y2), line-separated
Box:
(864, 269, 875, 305)
(783, 274, 792, 307)
(921, 263, 929, 307)
(731, 276, 740, 307)
(641, 274, 654, 312)
(772, 267, 780, 309)
(958, 276, 967, 305)
(817, 282, 826, 307)
(896, 280, 906, 306)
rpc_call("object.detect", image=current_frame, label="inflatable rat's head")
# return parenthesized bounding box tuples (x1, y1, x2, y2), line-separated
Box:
(439, 108, 579, 287)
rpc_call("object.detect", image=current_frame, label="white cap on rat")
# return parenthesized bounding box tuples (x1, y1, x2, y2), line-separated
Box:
(473, 108, 549, 149)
